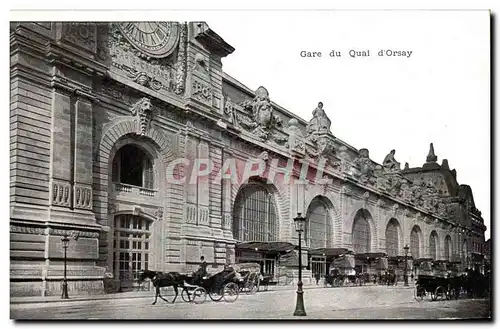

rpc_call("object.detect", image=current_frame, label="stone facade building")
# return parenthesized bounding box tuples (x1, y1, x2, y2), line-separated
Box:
(10, 21, 487, 296)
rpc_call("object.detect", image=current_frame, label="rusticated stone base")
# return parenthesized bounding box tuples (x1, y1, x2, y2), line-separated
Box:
(45, 279, 104, 297)
(10, 281, 45, 297)
(10, 279, 105, 297)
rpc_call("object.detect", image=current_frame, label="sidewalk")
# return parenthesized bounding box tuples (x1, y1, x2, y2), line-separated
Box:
(10, 282, 414, 305)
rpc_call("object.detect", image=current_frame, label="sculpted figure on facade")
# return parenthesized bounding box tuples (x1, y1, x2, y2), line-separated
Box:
(131, 97, 154, 136)
(306, 102, 332, 141)
(351, 148, 376, 185)
(239, 86, 283, 141)
(304, 102, 336, 160)
(383, 149, 401, 172)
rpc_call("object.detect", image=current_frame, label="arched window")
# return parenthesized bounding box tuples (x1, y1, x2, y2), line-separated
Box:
(410, 226, 421, 259)
(429, 231, 438, 260)
(385, 219, 400, 257)
(112, 144, 154, 189)
(113, 214, 152, 282)
(352, 210, 371, 253)
(305, 198, 332, 249)
(232, 184, 278, 242)
(444, 235, 452, 261)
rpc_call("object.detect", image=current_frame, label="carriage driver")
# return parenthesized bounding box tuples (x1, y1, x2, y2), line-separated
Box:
(193, 256, 208, 281)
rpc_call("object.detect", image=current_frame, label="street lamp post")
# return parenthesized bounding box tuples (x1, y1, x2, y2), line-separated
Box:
(293, 213, 307, 317)
(61, 235, 70, 299)
(404, 245, 410, 287)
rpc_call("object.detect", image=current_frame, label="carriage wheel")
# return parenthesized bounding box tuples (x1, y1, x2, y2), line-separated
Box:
(247, 281, 259, 295)
(414, 284, 425, 302)
(181, 288, 192, 303)
(192, 287, 207, 304)
(334, 278, 341, 287)
(434, 286, 446, 301)
(159, 286, 176, 303)
(355, 278, 361, 286)
(223, 282, 239, 303)
(208, 287, 224, 302)
(344, 278, 350, 287)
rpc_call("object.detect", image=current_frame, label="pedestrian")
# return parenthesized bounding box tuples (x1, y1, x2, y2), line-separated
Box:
(315, 272, 321, 285)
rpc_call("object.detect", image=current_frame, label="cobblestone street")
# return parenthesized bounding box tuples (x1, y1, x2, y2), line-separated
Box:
(10, 285, 491, 320)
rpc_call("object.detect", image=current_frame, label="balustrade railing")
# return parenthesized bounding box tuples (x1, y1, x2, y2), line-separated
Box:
(113, 182, 157, 198)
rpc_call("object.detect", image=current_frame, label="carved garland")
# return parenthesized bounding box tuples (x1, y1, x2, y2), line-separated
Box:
(175, 22, 188, 95)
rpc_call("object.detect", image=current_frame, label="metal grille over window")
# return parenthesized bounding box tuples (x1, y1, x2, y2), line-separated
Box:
(113, 214, 152, 283)
(305, 198, 332, 249)
(232, 185, 278, 242)
(352, 210, 371, 253)
(385, 219, 399, 257)
(410, 227, 420, 259)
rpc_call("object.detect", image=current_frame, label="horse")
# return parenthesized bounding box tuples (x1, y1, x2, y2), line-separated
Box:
(137, 270, 190, 305)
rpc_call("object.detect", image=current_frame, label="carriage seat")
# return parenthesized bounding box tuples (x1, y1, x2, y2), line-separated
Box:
(183, 281, 199, 288)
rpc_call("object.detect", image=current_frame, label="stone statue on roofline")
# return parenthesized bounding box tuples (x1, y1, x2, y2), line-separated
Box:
(383, 149, 401, 172)
(306, 102, 332, 140)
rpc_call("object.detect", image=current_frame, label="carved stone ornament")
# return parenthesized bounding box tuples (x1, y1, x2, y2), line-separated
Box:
(130, 97, 154, 136)
(109, 24, 179, 94)
(174, 22, 188, 95)
(351, 148, 376, 185)
(341, 185, 354, 196)
(223, 96, 236, 124)
(376, 198, 386, 208)
(192, 79, 213, 105)
(155, 207, 164, 220)
(70, 230, 81, 241)
(286, 118, 305, 154)
(237, 86, 283, 142)
(392, 204, 399, 216)
(61, 22, 97, 53)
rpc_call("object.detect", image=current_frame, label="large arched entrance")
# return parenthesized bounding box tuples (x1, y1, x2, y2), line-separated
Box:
(429, 231, 439, 260)
(410, 226, 422, 259)
(305, 196, 333, 277)
(385, 218, 401, 257)
(444, 235, 452, 261)
(233, 180, 280, 277)
(113, 214, 152, 286)
(352, 209, 371, 253)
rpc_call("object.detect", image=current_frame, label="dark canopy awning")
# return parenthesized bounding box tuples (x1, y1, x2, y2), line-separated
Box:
(388, 255, 414, 262)
(309, 248, 352, 257)
(236, 241, 296, 253)
(355, 252, 387, 260)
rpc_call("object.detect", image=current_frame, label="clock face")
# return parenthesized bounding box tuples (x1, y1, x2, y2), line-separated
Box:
(117, 22, 180, 58)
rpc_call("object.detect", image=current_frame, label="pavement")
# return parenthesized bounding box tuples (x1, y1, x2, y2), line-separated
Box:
(11, 284, 489, 320)
(10, 282, 415, 305)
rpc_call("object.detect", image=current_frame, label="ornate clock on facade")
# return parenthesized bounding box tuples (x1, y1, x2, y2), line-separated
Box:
(117, 22, 180, 58)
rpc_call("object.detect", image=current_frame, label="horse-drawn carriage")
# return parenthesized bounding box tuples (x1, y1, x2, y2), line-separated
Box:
(232, 263, 263, 295)
(138, 267, 242, 305)
(414, 274, 452, 301)
(324, 268, 361, 287)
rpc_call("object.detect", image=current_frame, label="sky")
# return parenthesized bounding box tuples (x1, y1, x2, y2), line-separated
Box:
(207, 11, 491, 238)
